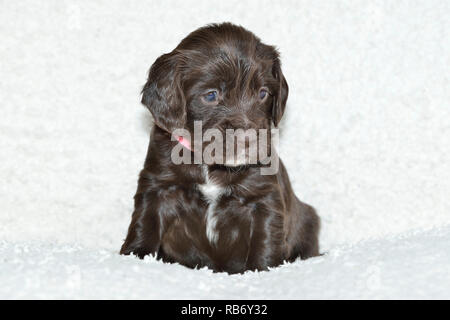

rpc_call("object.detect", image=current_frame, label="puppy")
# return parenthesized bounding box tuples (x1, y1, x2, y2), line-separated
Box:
(120, 23, 320, 274)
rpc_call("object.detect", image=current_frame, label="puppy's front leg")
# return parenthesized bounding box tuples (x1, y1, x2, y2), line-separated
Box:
(120, 191, 164, 259)
(245, 202, 287, 271)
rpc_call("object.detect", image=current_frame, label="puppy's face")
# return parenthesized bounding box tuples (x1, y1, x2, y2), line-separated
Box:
(142, 23, 288, 166)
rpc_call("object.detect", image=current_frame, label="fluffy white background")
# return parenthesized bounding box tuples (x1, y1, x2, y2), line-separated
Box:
(1, 0, 449, 299)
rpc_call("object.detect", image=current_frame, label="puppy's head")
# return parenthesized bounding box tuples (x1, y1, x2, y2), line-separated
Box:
(142, 23, 288, 166)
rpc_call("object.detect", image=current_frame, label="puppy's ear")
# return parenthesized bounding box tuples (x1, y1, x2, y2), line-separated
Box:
(271, 59, 289, 127)
(141, 51, 186, 133)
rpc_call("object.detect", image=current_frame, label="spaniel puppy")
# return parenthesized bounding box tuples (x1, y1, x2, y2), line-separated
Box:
(120, 23, 320, 274)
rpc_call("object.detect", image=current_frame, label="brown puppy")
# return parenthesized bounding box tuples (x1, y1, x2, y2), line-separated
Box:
(120, 23, 320, 274)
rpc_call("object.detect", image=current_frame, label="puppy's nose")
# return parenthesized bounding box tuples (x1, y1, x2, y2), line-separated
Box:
(222, 116, 257, 131)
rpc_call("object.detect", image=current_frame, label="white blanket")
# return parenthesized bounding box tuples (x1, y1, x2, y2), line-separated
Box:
(1, 0, 449, 299)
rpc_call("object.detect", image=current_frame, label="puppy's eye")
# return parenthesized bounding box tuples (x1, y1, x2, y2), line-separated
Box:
(203, 91, 218, 103)
(259, 88, 269, 101)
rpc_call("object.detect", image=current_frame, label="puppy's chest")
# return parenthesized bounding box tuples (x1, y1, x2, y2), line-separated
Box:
(197, 169, 230, 245)
(192, 166, 259, 247)
(164, 166, 261, 251)
(198, 178, 225, 205)
(161, 169, 266, 271)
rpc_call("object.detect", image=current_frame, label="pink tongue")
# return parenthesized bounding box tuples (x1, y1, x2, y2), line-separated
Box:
(175, 135, 192, 151)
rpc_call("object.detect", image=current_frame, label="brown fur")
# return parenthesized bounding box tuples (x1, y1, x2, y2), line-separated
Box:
(120, 23, 320, 274)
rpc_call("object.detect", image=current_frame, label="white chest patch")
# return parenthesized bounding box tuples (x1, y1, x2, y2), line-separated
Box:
(199, 166, 224, 245)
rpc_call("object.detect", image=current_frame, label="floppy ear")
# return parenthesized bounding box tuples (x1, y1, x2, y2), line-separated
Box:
(141, 51, 186, 133)
(271, 59, 289, 127)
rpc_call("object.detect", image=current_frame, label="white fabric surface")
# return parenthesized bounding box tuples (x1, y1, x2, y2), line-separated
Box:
(0, 0, 449, 299)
